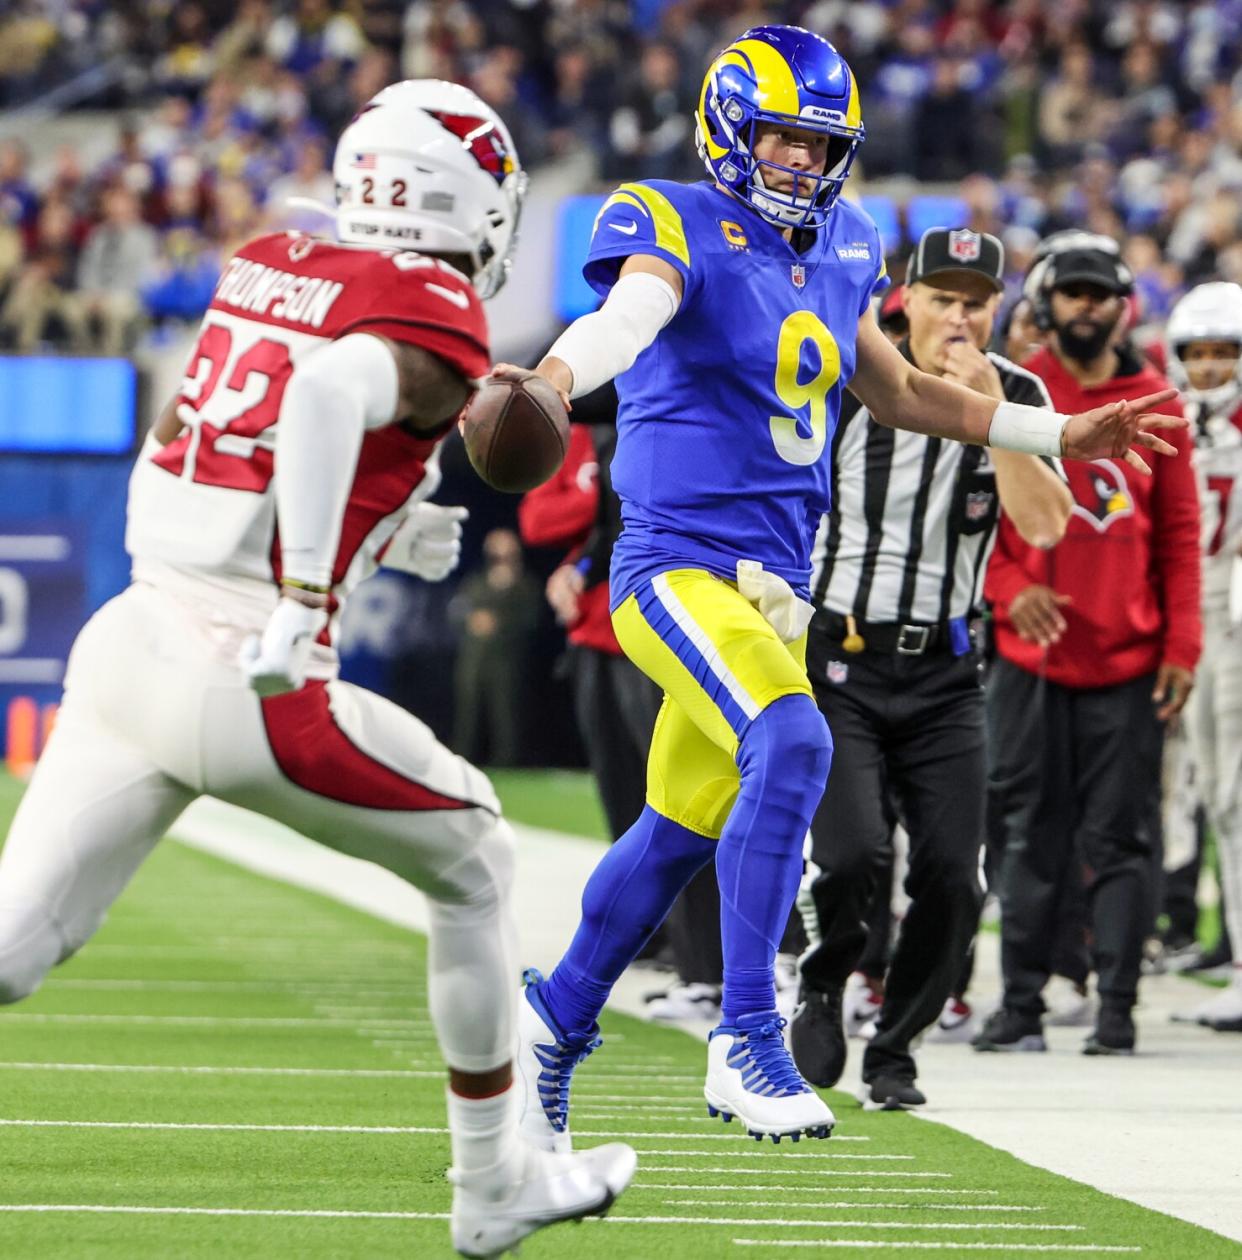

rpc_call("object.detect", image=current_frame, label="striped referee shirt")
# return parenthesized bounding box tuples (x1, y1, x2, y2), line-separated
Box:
(811, 341, 1054, 625)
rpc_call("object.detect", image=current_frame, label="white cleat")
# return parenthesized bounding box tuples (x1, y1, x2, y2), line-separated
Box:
(451, 1139, 637, 1258)
(703, 1012, 836, 1144)
(1172, 975, 1242, 1026)
(515, 968, 601, 1155)
(925, 997, 975, 1044)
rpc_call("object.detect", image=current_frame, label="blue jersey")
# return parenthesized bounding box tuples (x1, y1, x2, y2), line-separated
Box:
(584, 179, 888, 606)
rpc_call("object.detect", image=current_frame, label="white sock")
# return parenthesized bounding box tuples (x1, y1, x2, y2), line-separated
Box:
(446, 1083, 523, 1194)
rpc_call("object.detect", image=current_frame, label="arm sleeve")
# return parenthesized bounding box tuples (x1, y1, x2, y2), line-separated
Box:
(546, 270, 678, 399)
(274, 333, 399, 588)
(583, 182, 693, 298)
(1151, 419, 1204, 670)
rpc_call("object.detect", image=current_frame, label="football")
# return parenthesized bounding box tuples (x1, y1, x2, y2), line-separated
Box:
(461, 374, 570, 493)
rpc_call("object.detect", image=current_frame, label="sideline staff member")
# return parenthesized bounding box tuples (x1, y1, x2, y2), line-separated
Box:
(976, 238, 1200, 1056)
(793, 228, 1073, 1109)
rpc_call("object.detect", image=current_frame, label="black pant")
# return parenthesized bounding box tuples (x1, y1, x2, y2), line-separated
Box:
(801, 631, 987, 1082)
(989, 659, 1163, 1015)
(570, 645, 723, 982)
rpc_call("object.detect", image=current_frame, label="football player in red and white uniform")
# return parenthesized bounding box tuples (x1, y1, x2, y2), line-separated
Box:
(0, 80, 635, 1254)
(1166, 282, 1242, 1030)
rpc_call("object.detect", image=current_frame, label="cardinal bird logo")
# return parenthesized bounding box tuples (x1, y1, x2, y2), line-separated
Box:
(1070, 460, 1133, 532)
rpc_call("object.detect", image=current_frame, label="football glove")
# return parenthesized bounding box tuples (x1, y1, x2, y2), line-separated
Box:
(381, 503, 468, 582)
(240, 598, 328, 697)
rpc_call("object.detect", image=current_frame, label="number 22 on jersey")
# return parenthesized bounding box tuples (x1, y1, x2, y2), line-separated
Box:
(769, 310, 841, 467)
(153, 317, 294, 493)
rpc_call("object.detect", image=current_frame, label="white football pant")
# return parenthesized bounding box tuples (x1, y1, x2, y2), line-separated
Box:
(0, 581, 518, 1073)
(1184, 606, 1242, 958)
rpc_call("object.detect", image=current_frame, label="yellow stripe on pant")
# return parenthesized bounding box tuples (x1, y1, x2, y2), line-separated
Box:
(612, 568, 811, 840)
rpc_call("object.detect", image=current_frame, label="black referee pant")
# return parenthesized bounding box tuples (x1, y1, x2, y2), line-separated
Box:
(801, 627, 986, 1083)
(988, 659, 1163, 1016)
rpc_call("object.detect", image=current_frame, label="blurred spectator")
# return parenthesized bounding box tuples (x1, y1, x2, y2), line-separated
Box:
(265, 136, 334, 233)
(0, 200, 80, 351)
(0, 140, 39, 237)
(604, 41, 693, 182)
(154, 2, 215, 97)
(73, 186, 158, 354)
(451, 529, 541, 767)
(1038, 44, 1113, 165)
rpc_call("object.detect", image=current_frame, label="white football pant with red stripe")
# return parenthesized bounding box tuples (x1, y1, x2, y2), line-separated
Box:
(0, 580, 518, 1073)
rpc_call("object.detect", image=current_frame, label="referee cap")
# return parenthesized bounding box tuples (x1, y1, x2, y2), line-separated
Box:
(908, 227, 1004, 293)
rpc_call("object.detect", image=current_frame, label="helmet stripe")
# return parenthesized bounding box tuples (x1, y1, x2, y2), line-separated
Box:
(845, 69, 862, 130)
(733, 37, 800, 116)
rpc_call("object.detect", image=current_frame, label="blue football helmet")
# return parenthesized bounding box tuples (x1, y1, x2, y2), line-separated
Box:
(695, 25, 864, 231)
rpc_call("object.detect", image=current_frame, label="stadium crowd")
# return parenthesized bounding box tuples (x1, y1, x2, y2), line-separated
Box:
(0, 1, 1241, 350)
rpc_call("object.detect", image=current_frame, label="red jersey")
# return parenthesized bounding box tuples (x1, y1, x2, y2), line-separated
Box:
(126, 232, 487, 658)
(985, 346, 1202, 687)
(518, 424, 621, 654)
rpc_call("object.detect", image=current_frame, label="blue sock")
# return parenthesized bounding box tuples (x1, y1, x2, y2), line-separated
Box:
(718, 694, 832, 1024)
(542, 806, 717, 1037)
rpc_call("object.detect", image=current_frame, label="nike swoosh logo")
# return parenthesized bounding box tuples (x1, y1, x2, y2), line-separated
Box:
(426, 283, 470, 310)
(609, 221, 639, 235)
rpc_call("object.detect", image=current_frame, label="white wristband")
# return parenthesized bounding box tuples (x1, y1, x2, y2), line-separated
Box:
(987, 400, 1070, 459)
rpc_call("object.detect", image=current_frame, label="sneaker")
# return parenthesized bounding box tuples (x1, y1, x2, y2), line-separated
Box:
(925, 996, 974, 1044)
(1044, 976, 1095, 1028)
(843, 971, 884, 1039)
(516, 969, 602, 1155)
(1185, 941, 1234, 977)
(789, 983, 847, 1087)
(644, 981, 722, 1023)
(1172, 975, 1242, 1027)
(451, 1139, 637, 1258)
(704, 1011, 836, 1143)
(1159, 934, 1205, 973)
(971, 1007, 1047, 1053)
(1083, 1006, 1135, 1056)
(858, 1075, 927, 1111)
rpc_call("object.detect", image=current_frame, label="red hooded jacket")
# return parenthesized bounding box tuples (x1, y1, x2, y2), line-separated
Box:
(517, 424, 622, 655)
(985, 346, 1201, 688)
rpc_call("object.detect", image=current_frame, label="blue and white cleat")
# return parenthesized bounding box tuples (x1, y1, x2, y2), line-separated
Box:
(516, 968, 602, 1155)
(704, 1012, 836, 1143)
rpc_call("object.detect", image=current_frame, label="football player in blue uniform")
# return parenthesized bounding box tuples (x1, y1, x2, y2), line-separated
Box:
(495, 25, 1182, 1147)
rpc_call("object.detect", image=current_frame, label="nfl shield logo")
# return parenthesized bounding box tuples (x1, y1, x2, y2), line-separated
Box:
(791, 263, 807, 289)
(965, 489, 993, 521)
(827, 660, 849, 685)
(948, 229, 982, 262)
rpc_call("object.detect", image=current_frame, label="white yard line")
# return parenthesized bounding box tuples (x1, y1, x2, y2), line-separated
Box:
(601, 1217, 1082, 1231)
(568, 1150, 913, 1160)
(0, 1062, 445, 1079)
(637, 1168, 950, 1178)
(0, 1120, 447, 1134)
(661, 1200, 1045, 1212)
(0, 1205, 447, 1220)
(639, 1187, 998, 1196)
(731, 1244, 1140, 1254)
(0, 1013, 433, 1030)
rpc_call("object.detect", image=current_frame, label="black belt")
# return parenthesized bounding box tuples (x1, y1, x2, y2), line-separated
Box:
(817, 610, 954, 657)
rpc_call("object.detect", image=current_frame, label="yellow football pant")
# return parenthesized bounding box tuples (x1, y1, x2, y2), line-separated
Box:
(611, 568, 812, 839)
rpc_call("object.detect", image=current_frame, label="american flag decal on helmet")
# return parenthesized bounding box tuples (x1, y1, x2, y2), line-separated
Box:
(351, 153, 377, 170)
(428, 111, 514, 185)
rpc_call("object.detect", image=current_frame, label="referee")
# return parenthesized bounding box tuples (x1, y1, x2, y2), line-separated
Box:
(791, 228, 1074, 1109)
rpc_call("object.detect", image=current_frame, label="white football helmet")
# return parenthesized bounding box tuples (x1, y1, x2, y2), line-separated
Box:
(332, 79, 527, 299)
(1166, 282, 1242, 415)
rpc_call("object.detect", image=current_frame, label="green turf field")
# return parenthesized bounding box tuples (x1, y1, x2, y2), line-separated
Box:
(0, 772, 1238, 1259)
